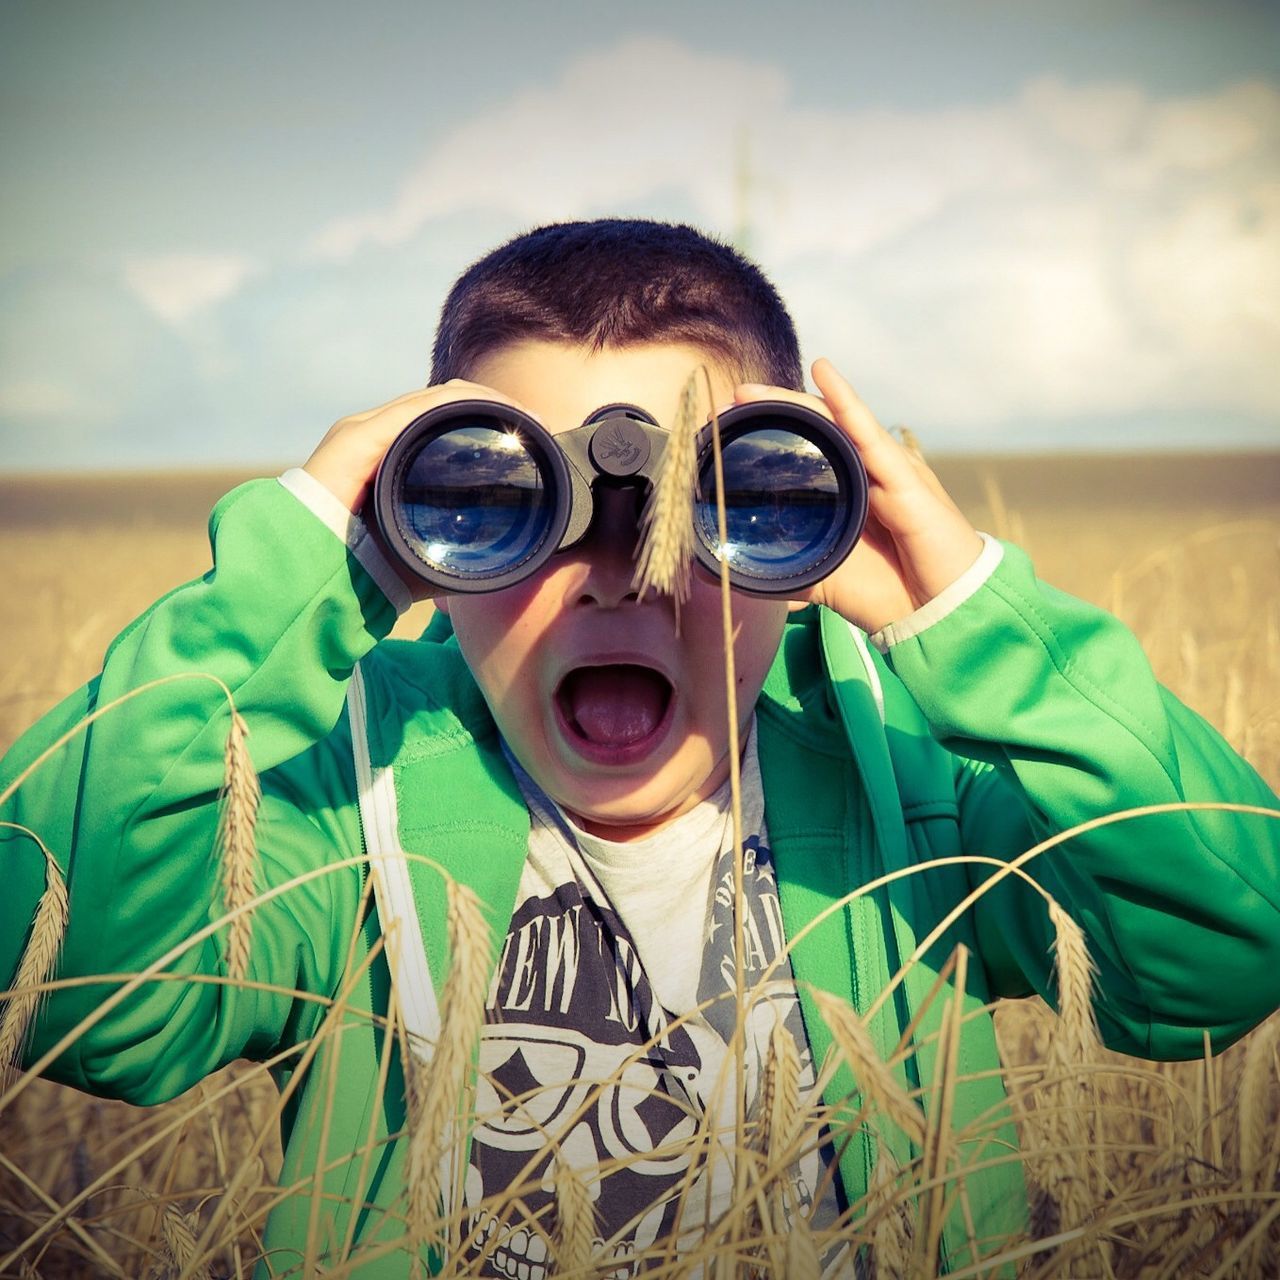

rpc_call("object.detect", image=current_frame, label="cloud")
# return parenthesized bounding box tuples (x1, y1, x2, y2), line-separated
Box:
(0, 266, 200, 467)
(122, 253, 260, 324)
(301, 39, 1279, 441)
(306, 36, 790, 260)
(2, 36, 1276, 466)
(0, 379, 87, 419)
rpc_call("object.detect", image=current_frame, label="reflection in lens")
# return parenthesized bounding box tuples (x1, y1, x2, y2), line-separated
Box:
(695, 427, 844, 581)
(395, 424, 552, 578)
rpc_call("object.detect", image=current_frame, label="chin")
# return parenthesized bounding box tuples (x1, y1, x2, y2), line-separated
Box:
(564, 804, 682, 842)
(554, 766, 722, 841)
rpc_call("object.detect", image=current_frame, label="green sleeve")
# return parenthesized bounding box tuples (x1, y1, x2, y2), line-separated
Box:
(0, 478, 397, 1102)
(882, 540, 1280, 1060)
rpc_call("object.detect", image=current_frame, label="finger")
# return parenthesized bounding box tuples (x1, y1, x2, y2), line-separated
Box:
(882, 430, 956, 505)
(352, 380, 534, 432)
(807, 358, 925, 492)
(909, 453, 961, 510)
(307, 383, 537, 512)
(737, 364, 924, 496)
(804, 364, 971, 532)
(340, 380, 469, 425)
(329, 382, 538, 461)
(733, 382, 836, 423)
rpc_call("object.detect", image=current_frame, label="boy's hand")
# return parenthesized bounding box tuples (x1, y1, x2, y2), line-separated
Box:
(734, 358, 984, 635)
(304, 380, 532, 516)
(304, 380, 536, 602)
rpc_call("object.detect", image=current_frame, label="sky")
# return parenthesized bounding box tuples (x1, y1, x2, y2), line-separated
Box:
(2, 0, 1278, 470)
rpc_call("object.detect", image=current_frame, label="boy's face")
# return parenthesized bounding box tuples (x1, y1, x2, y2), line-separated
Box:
(436, 340, 789, 841)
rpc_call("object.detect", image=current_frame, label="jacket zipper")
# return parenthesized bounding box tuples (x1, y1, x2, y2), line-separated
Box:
(344, 664, 455, 1225)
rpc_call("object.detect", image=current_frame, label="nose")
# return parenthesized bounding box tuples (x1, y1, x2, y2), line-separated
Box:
(572, 483, 645, 608)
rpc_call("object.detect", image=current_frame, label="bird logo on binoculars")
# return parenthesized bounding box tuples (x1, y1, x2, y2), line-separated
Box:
(593, 422, 646, 474)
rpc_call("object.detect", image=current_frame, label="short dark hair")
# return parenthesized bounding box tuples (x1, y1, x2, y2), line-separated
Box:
(429, 218, 804, 391)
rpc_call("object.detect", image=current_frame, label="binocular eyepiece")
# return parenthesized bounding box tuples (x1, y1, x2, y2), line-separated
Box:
(372, 398, 868, 596)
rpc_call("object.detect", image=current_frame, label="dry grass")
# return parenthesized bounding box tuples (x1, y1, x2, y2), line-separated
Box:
(1022, 904, 1102, 1276)
(551, 1162, 596, 1277)
(0, 835, 68, 1082)
(403, 881, 492, 1271)
(1, 456, 1279, 1277)
(633, 370, 703, 614)
(812, 990, 928, 1151)
(216, 710, 261, 987)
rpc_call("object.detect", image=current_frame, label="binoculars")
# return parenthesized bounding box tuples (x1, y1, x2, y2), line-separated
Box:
(372, 398, 869, 596)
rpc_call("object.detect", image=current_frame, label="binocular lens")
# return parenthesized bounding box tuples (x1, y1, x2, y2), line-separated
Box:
(394, 424, 555, 579)
(375, 397, 866, 594)
(696, 427, 847, 583)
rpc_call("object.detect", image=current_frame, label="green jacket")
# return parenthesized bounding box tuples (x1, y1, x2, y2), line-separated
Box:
(3, 477, 1278, 1277)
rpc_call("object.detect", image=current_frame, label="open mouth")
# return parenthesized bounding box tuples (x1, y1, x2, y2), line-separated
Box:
(553, 662, 675, 763)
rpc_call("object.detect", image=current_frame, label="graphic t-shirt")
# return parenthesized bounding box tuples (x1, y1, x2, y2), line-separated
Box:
(460, 721, 846, 1278)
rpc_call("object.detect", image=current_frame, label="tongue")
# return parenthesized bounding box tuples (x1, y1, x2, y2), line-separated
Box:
(564, 665, 669, 745)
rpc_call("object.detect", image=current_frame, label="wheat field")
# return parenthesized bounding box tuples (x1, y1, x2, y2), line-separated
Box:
(1, 453, 1278, 1279)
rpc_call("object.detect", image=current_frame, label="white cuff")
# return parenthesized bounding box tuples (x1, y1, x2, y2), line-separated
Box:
(868, 533, 1004, 653)
(277, 468, 413, 615)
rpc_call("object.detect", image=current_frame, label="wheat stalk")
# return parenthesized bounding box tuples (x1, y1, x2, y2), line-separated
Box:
(401, 1019, 439, 1280)
(1027, 901, 1102, 1277)
(404, 880, 490, 1272)
(154, 1200, 210, 1280)
(553, 1161, 597, 1275)
(215, 709, 260, 985)
(1046, 896, 1101, 1105)
(890, 424, 927, 464)
(1238, 1016, 1277, 1191)
(632, 366, 701, 615)
(916, 945, 967, 1278)
(0, 833, 69, 1080)
(868, 1147, 913, 1280)
(742, 1018, 803, 1273)
(811, 989, 927, 1149)
(758, 1017, 801, 1159)
(784, 1210, 822, 1280)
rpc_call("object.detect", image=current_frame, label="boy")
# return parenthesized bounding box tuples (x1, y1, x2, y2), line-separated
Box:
(2, 218, 1278, 1279)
